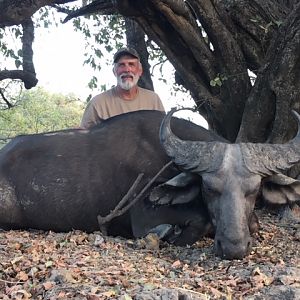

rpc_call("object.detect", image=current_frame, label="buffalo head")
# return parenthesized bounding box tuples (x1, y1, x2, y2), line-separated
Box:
(160, 108, 300, 259)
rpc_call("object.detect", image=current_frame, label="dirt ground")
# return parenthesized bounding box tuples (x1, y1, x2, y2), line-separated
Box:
(0, 209, 299, 300)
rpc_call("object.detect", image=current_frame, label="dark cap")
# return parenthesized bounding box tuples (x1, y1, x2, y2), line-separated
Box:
(113, 47, 140, 63)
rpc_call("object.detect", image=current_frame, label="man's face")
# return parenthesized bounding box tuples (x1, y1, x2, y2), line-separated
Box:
(113, 55, 143, 90)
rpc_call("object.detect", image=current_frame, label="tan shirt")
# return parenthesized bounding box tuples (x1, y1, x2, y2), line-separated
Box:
(80, 86, 165, 129)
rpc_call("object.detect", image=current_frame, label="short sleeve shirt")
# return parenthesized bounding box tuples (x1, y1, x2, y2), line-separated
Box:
(80, 87, 165, 129)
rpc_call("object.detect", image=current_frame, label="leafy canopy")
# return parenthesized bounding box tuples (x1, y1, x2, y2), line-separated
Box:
(0, 87, 84, 146)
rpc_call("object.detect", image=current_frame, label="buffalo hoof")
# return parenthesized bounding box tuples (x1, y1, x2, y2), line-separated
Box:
(136, 233, 160, 250)
(147, 223, 174, 239)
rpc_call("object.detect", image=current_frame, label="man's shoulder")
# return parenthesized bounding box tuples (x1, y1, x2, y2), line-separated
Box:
(138, 87, 160, 98)
(137, 87, 164, 111)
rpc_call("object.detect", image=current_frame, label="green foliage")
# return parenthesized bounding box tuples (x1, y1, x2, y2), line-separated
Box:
(34, 6, 61, 28)
(73, 14, 126, 74)
(0, 80, 23, 109)
(0, 87, 85, 145)
(0, 6, 65, 71)
(210, 74, 228, 87)
(1, 4, 178, 106)
(71, 12, 172, 94)
(250, 18, 282, 33)
(0, 26, 23, 69)
(88, 76, 98, 89)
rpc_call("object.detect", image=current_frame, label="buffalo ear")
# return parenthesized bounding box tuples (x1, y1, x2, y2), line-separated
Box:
(262, 174, 300, 205)
(149, 172, 201, 205)
(149, 184, 200, 205)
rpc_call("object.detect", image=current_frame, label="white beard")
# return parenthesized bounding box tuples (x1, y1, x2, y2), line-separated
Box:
(117, 73, 139, 90)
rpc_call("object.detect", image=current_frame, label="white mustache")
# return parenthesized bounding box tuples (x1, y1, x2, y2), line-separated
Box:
(117, 71, 140, 90)
(120, 72, 135, 79)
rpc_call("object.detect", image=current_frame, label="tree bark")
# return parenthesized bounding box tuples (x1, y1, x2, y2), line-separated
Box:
(237, 2, 300, 143)
(0, 0, 52, 27)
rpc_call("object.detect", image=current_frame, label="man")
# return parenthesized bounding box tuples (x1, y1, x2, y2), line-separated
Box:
(80, 47, 165, 129)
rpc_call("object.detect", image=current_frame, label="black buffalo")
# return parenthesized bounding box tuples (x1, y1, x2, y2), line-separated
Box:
(0, 110, 224, 246)
(159, 108, 300, 259)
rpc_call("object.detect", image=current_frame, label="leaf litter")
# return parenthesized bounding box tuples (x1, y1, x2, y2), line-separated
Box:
(0, 209, 299, 299)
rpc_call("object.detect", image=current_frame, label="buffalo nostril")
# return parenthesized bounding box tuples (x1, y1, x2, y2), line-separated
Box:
(215, 237, 252, 259)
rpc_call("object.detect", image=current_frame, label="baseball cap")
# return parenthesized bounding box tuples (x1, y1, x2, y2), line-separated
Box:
(113, 47, 140, 63)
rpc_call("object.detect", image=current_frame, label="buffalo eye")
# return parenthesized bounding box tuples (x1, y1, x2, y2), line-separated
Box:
(202, 178, 222, 197)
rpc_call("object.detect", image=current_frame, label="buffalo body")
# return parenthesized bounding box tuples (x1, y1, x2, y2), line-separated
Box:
(0, 110, 222, 244)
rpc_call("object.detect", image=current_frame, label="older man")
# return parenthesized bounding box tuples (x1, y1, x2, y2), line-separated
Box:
(80, 47, 165, 129)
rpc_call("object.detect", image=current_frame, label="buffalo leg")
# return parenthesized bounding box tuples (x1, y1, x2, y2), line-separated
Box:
(130, 200, 210, 245)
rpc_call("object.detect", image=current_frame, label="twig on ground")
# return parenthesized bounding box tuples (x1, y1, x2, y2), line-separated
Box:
(97, 173, 144, 234)
(0, 278, 23, 284)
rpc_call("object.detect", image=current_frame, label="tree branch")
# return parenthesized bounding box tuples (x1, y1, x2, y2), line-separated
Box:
(0, 0, 78, 27)
(97, 161, 173, 235)
(51, 4, 73, 15)
(21, 18, 37, 89)
(1, 0, 47, 27)
(62, 0, 117, 23)
(133, 1, 216, 104)
(53, 0, 77, 4)
(0, 88, 13, 108)
(0, 18, 37, 89)
(0, 70, 37, 89)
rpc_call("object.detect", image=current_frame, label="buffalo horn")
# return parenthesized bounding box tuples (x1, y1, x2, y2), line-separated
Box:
(159, 108, 224, 173)
(241, 110, 300, 175)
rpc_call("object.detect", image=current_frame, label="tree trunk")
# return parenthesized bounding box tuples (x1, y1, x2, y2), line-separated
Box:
(124, 18, 154, 91)
(116, 0, 299, 142)
(237, 2, 300, 143)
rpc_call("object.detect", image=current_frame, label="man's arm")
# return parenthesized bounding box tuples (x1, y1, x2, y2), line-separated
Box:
(80, 101, 103, 129)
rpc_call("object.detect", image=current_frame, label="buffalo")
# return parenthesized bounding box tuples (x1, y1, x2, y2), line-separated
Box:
(1, 109, 299, 260)
(0, 110, 223, 247)
(158, 108, 300, 259)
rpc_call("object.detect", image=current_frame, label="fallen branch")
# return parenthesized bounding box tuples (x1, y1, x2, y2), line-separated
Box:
(97, 173, 144, 234)
(97, 161, 173, 234)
